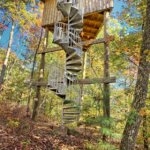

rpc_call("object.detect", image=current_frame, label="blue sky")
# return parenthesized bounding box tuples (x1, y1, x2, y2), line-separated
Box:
(0, 0, 124, 59)
(0, 22, 29, 59)
(113, 0, 124, 16)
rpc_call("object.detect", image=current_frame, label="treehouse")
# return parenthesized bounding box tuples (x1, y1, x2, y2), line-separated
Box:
(41, 0, 114, 50)
(32, 0, 114, 124)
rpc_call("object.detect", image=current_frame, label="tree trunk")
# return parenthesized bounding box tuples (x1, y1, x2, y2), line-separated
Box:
(26, 29, 43, 116)
(143, 114, 149, 150)
(120, 0, 150, 149)
(31, 29, 48, 120)
(31, 54, 45, 120)
(0, 21, 14, 91)
(31, 86, 41, 120)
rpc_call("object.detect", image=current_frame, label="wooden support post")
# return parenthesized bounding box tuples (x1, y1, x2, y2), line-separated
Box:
(32, 28, 49, 120)
(82, 52, 87, 80)
(78, 51, 87, 123)
(81, 51, 87, 100)
(103, 11, 110, 118)
(103, 11, 110, 141)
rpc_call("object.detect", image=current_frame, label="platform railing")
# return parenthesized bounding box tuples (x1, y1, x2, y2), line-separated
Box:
(57, 0, 79, 6)
(48, 64, 66, 93)
(68, 28, 82, 48)
(57, 0, 84, 14)
(57, 0, 114, 13)
(53, 22, 68, 43)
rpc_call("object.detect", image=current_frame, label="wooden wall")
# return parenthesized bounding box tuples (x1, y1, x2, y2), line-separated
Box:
(42, 0, 63, 27)
(42, 0, 113, 27)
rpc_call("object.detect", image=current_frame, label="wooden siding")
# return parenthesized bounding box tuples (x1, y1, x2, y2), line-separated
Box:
(42, 0, 63, 27)
(42, 0, 113, 27)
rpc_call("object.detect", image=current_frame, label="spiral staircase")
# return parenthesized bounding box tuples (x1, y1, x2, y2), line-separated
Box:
(48, 0, 83, 125)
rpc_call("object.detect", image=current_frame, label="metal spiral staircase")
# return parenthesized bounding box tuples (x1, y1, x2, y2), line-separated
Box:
(48, 0, 83, 125)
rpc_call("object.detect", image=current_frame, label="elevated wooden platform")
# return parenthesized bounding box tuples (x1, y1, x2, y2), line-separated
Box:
(41, 0, 113, 50)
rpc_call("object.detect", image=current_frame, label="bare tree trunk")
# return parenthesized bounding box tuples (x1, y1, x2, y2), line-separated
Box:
(0, 21, 14, 91)
(120, 0, 150, 149)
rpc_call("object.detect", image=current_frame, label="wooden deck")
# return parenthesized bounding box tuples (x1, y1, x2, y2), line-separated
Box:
(42, 0, 113, 27)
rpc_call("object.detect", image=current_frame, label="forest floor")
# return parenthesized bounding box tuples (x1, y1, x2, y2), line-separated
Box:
(0, 102, 104, 150)
(0, 102, 145, 150)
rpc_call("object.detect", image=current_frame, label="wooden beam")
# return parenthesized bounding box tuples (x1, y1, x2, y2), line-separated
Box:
(31, 77, 116, 87)
(82, 37, 114, 46)
(38, 47, 63, 54)
(32, 81, 48, 87)
(37, 36, 114, 54)
(82, 38, 105, 45)
(73, 77, 116, 84)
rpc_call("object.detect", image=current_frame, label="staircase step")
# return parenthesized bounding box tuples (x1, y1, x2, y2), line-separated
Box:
(57, 93, 66, 99)
(48, 85, 57, 91)
(63, 2, 72, 15)
(57, 2, 72, 17)
(63, 119, 77, 122)
(69, 13, 82, 24)
(70, 19, 83, 26)
(59, 41, 68, 45)
(66, 70, 78, 76)
(66, 72, 77, 77)
(63, 116, 77, 119)
(66, 52, 77, 61)
(66, 66, 82, 70)
(50, 88, 57, 92)
(68, 47, 82, 57)
(66, 70, 81, 74)
(70, 22, 83, 29)
(63, 100, 75, 104)
(63, 106, 78, 109)
(69, 6, 78, 18)
(65, 74, 76, 82)
(63, 121, 75, 124)
(53, 38, 61, 44)
(63, 112, 80, 115)
(66, 59, 82, 65)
